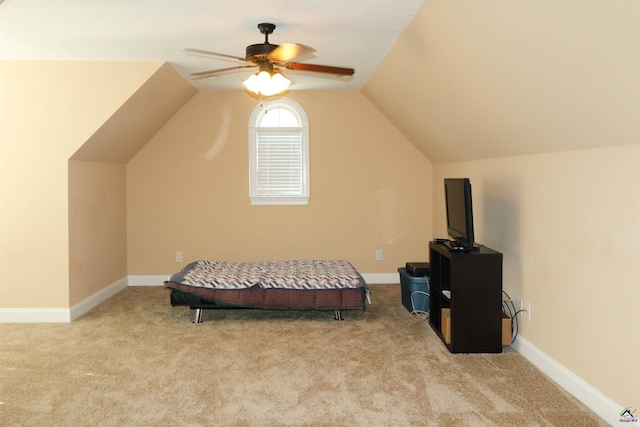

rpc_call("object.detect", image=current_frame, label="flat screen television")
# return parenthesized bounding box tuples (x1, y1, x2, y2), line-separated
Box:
(444, 178, 476, 251)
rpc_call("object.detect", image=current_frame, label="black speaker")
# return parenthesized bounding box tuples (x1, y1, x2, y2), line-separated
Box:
(405, 262, 430, 277)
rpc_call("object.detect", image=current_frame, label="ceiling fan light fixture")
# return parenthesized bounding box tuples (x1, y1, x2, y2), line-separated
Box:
(242, 70, 291, 97)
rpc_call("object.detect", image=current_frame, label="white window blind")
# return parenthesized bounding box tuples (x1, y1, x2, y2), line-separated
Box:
(255, 127, 303, 196)
(248, 98, 309, 205)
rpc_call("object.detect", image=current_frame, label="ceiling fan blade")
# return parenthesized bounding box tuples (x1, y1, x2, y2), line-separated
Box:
(185, 48, 249, 63)
(268, 43, 316, 63)
(283, 62, 354, 76)
(191, 65, 256, 79)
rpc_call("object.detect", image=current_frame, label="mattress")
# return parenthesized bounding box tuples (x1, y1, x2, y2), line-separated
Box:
(164, 260, 370, 311)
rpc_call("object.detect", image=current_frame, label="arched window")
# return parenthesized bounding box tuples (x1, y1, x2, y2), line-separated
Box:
(249, 98, 309, 205)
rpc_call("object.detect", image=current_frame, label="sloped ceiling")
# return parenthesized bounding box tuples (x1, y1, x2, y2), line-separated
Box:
(363, 1, 640, 164)
(70, 63, 197, 164)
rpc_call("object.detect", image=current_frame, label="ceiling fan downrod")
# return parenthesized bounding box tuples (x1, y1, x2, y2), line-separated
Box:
(258, 23, 276, 44)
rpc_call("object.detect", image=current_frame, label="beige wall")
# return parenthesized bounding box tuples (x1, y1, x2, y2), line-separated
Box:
(0, 61, 165, 309)
(127, 91, 433, 275)
(432, 145, 640, 408)
(66, 62, 195, 307)
(68, 161, 127, 305)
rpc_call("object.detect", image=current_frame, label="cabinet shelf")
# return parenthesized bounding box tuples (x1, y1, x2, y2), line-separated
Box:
(428, 242, 503, 353)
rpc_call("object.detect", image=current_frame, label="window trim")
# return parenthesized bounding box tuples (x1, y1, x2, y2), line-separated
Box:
(248, 98, 310, 205)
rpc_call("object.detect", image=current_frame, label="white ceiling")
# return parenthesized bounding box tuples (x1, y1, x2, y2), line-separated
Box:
(0, 0, 425, 92)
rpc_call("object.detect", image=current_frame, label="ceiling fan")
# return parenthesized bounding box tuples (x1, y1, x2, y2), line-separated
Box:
(186, 23, 355, 95)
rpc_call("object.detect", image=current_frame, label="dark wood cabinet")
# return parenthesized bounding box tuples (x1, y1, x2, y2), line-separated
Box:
(429, 242, 503, 353)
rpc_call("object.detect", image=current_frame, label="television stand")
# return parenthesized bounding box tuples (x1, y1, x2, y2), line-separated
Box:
(429, 241, 503, 353)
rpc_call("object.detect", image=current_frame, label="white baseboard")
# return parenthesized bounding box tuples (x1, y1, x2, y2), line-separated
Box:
(0, 307, 71, 323)
(69, 277, 128, 321)
(512, 335, 622, 425)
(0, 277, 128, 323)
(128, 275, 169, 286)
(361, 273, 399, 284)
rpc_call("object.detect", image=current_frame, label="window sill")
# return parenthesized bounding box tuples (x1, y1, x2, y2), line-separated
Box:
(250, 196, 309, 206)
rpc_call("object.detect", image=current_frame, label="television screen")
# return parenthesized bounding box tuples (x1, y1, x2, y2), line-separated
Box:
(444, 178, 475, 250)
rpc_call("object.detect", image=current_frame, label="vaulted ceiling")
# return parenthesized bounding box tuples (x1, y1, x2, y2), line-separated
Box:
(0, 0, 423, 92)
(1, 0, 638, 164)
(363, 1, 640, 163)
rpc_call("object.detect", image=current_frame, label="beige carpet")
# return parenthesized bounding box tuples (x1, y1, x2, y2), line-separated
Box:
(1, 284, 605, 426)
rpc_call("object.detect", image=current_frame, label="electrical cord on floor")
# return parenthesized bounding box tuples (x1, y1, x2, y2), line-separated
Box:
(410, 290, 430, 320)
(502, 290, 520, 344)
(510, 309, 526, 344)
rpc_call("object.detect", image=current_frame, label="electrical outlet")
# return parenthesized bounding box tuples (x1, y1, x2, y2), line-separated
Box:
(375, 250, 383, 261)
(521, 299, 531, 320)
(175, 251, 183, 262)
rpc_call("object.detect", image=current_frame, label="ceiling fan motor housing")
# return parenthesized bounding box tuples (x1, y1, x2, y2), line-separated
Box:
(246, 22, 279, 61)
(246, 43, 278, 61)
